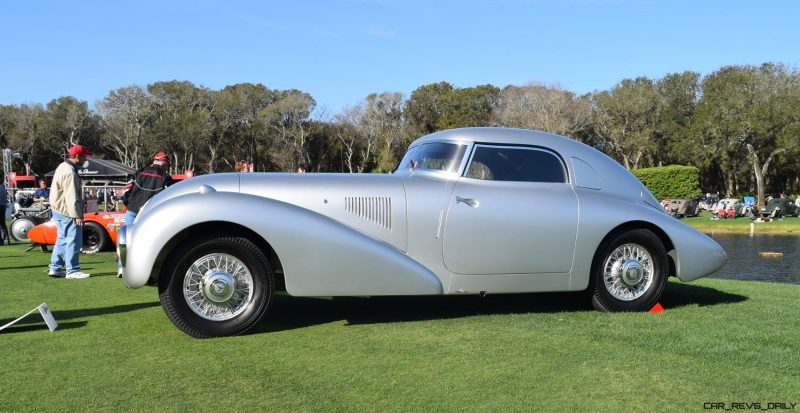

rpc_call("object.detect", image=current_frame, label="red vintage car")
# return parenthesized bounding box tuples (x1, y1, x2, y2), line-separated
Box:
(27, 210, 125, 253)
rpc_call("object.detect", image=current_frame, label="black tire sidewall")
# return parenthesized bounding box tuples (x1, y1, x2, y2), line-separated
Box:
(82, 221, 108, 252)
(161, 237, 273, 338)
(592, 229, 668, 312)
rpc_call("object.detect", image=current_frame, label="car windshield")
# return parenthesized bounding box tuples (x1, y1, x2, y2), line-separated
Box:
(396, 142, 467, 173)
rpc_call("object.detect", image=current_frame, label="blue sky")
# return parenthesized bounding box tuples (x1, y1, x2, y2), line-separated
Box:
(2, 0, 798, 114)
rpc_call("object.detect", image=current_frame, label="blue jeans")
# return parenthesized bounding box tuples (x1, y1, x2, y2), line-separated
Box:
(117, 211, 137, 269)
(50, 211, 82, 273)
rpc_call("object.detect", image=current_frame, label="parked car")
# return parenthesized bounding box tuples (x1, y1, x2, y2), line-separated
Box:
(760, 198, 798, 219)
(118, 128, 727, 338)
(665, 198, 700, 218)
(26, 210, 125, 253)
(9, 202, 51, 242)
(698, 195, 718, 211)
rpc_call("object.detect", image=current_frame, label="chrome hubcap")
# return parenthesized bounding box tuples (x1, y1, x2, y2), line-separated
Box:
(603, 243, 654, 301)
(183, 253, 254, 321)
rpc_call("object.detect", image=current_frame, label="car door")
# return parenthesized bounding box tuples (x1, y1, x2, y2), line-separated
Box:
(442, 144, 578, 275)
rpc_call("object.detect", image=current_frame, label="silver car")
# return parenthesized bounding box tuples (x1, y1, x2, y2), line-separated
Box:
(118, 128, 727, 338)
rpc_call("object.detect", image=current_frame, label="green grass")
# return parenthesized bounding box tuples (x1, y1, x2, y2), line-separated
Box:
(1, 243, 799, 412)
(682, 211, 800, 234)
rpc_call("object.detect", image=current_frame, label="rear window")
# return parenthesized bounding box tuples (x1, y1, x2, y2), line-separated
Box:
(465, 145, 566, 183)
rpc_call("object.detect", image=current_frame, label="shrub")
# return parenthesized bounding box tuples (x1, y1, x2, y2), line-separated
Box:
(632, 165, 702, 200)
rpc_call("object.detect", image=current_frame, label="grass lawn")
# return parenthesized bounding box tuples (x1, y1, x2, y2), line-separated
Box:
(683, 211, 800, 234)
(1, 243, 799, 412)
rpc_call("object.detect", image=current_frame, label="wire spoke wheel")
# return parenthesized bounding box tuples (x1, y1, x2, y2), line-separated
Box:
(592, 229, 668, 312)
(602, 243, 654, 301)
(182, 253, 254, 321)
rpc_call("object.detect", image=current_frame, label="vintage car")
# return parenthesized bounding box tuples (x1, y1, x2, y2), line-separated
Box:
(118, 128, 727, 338)
(760, 198, 798, 219)
(665, 198, 700, 218)
(27, 210, 125, 253)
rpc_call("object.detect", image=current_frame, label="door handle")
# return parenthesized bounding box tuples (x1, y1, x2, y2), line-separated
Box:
(456, 196, 479, 208)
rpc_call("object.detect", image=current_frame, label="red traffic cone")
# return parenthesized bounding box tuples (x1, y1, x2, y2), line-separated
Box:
(649, 302, 665, 313)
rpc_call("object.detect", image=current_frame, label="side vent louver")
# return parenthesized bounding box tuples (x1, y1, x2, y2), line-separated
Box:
(345, 196, 392, 230)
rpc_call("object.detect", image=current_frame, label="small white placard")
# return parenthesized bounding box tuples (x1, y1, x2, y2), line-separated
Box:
(0, 302, 58, 332)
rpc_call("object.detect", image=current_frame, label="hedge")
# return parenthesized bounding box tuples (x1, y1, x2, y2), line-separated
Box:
(632, 165, 702, 200)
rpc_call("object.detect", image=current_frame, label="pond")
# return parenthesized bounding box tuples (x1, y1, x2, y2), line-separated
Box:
(706, 233, 800, 284)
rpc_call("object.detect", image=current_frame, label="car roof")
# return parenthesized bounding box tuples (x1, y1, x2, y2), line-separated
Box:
(410, 127, 589, 153)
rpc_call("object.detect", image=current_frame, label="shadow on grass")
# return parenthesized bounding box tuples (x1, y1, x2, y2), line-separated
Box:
(0, 321, 88, 334)
(1, 264, 55, 271)
(661, 282, 748, 308)
(252, 282, 748, 334)
(0, 302, 159, 327)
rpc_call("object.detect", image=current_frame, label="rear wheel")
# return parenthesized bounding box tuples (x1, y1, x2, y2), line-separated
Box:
(82, 221, 109, 253)
(10, 217, 35, 242)
(591, 229, 668, 312)
(159, 236, 274, 338)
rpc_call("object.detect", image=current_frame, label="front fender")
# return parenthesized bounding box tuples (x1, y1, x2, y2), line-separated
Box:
(123, 191, 443, 296)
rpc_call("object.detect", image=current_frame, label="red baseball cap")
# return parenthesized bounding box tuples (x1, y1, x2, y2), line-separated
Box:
(67, 145, 92, 157)
(153, 152, 169, 162)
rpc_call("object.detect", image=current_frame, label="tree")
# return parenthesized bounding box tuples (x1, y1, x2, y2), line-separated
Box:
(492, 82, 591, 137)
(437, 84, 499, 130)
(147, 81, 213, 173)
(591, 77, 660, 170)
(42, 96, 100, 158)
(404, 81, 454, 135)
(260, 89, 316, 171)
(693, 64, 800, 204)
(96, 85, 153, 168)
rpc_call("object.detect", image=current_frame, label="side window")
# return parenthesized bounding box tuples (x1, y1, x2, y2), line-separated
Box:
(399, 142, 467, 173)
(465, 145, 566, 183)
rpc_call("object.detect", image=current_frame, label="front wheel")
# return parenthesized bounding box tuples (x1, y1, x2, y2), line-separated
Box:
(591, 229, 668, 312)
(159, 236, 274, 338)
(10, 217, 35, 242)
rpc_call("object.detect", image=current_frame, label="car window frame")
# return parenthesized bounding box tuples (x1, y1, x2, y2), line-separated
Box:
(396, 140, 472, 176)
(461, 143, 570, 184)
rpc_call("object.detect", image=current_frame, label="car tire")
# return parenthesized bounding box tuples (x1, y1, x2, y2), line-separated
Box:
(10, 217, 35, 242)
(159, 236, 274, 338)
(82, 221, 109, 253)
(591, 229, 668, 312)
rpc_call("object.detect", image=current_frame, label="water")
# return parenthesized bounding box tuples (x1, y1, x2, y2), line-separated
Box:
(706, 233, 800, 284)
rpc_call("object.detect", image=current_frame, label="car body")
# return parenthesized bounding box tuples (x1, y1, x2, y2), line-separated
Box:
(760, 198, 798, 218)
(118, 127, 727, 338)
(27, 210, 125, 253)
(665, 198, 700, 218)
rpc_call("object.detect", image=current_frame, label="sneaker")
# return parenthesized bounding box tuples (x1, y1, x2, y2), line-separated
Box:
(117, 268, 123, 278)
(66, 271, 91, 279)
(48, 269, 66, 278)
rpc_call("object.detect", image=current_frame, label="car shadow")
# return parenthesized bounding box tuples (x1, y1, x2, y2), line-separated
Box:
(251, 282, 748, 334)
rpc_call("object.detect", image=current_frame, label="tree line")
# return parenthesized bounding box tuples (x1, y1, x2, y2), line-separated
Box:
(1, 62, 799, 205)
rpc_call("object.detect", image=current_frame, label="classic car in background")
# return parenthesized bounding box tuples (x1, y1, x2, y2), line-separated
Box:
(698, 195, 718, 211)
(665, 198, 700, 218)
(27, 211, 124, 253)
(760, 198, 798, 218)
(118, 127, 727, 338)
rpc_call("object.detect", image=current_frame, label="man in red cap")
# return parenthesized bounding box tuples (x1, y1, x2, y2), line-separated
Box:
(118, 151, 174, 277)
(48, 144, 92, 279)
